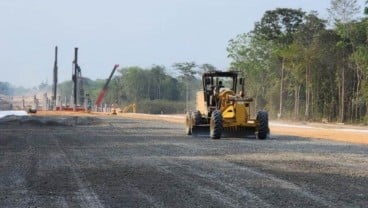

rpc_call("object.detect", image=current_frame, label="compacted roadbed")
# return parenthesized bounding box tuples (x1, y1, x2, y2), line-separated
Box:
(0, 114, 367, 207)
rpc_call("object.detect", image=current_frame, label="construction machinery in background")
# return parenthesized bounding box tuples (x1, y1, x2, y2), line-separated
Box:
(122, 103, 136, 113)
(185, 71, 269, 139)
(72, 47, 85, 111)
(49, 47, 119, 113)
(51, 46, 58, 110)
(15, 46, 118, 113)
(53, 47, 86, 111)
(95, 64, 119, 110)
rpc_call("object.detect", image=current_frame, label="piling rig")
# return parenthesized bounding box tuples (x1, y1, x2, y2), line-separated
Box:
(72, 47, 85, 111)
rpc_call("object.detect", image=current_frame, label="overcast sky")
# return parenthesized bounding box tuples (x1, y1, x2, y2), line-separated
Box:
(0, 0, 366, 88)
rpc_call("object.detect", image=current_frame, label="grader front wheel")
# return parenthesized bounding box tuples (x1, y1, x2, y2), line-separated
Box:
(257, 111, 269, 140)
(210, 110, 223, 139)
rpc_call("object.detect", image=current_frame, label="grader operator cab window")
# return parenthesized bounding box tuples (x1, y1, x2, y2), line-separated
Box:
(205, 78, 213, 91)
(218, 77, 235, 91)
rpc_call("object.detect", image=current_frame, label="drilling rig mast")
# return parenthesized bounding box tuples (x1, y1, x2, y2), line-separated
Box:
(52, 46, 58, 110)
(72, 47, 85, 111)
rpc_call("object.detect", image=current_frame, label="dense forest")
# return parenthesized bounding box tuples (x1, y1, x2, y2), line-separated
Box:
(2, 0, 368, 124)
(227, 0, 368, 124)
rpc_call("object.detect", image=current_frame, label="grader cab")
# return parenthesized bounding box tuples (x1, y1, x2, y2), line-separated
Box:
(185, 71, 269, 139)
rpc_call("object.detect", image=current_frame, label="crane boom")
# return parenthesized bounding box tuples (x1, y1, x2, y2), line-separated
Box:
(95, 64, 119, 107)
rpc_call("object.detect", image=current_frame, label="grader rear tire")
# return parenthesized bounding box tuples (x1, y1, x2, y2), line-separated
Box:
(210, 110, 223, 139)
(257, 111, 269, 140)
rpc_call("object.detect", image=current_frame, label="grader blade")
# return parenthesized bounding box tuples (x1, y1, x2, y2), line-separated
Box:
(221, 126, 257, 139)
(191, 125, 210, 137)
(191, 125, 257, 139)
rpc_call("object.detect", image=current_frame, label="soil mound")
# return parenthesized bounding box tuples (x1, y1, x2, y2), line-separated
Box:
(0, 115, 102, 126)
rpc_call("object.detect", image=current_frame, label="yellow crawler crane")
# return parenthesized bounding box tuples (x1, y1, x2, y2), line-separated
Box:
(185, 71, 269, 139)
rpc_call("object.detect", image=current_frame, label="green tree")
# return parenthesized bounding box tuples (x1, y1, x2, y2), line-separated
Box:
(172, 62, 198, 112)
(293, 12, 326, 119)
(328, 0, 361, 122)
(199, 63, 217, 73)
(161, 76, 181, 100)
(345, 20, 368, 122)
(0, 82, 11, 95)
(253, 8, 306, 118)
(38, 81, 49, 91)
(149, 65, 166, 100)
(119, 66, 148, 102)
(228, 33, 279, 112)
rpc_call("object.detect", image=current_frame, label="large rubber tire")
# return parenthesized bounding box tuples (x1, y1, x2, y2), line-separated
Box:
(257, 111, 269, 140)
(185, 112, 192, 135)
(193, 111, 202, 125)
(210, 110, 223, 139)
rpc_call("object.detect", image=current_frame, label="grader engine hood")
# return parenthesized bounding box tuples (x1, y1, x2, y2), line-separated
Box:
(222, 105, 235, 119)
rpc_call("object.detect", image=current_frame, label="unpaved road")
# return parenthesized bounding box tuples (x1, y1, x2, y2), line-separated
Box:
(0, 115, 367, 208)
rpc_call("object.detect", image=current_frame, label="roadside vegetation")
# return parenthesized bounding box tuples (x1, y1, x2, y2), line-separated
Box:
(227, 0, 368, 124)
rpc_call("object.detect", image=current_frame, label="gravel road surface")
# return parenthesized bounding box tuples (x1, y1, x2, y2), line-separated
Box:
(0, 115, 367, 208)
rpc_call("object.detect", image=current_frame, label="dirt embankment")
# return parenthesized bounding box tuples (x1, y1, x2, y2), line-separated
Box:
(271, 122, 368, 144)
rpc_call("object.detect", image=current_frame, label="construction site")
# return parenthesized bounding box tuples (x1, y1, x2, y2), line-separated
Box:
(2, 1, 368, 206)
(0, 47, 130, 114)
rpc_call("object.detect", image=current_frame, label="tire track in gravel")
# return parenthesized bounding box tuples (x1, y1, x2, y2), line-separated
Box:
(115, 140, 268, 207)
(103, 118, 333, 207)
(0, 127, 40, 207)
(10, 132, 36, 207)
(142, 154, 334, 208)
(13, 125, 106, 208)
(69, 120, 168, 208)
(154, 158, 272, 208)
(53, 132, 106, 208)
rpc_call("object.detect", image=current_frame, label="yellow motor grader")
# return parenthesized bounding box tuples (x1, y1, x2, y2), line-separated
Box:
(185, 71, 269, 139)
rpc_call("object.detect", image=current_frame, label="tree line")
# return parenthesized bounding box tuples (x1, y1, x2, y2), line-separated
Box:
(0, 81, 32, 96)
(227, 0, 368, 124)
